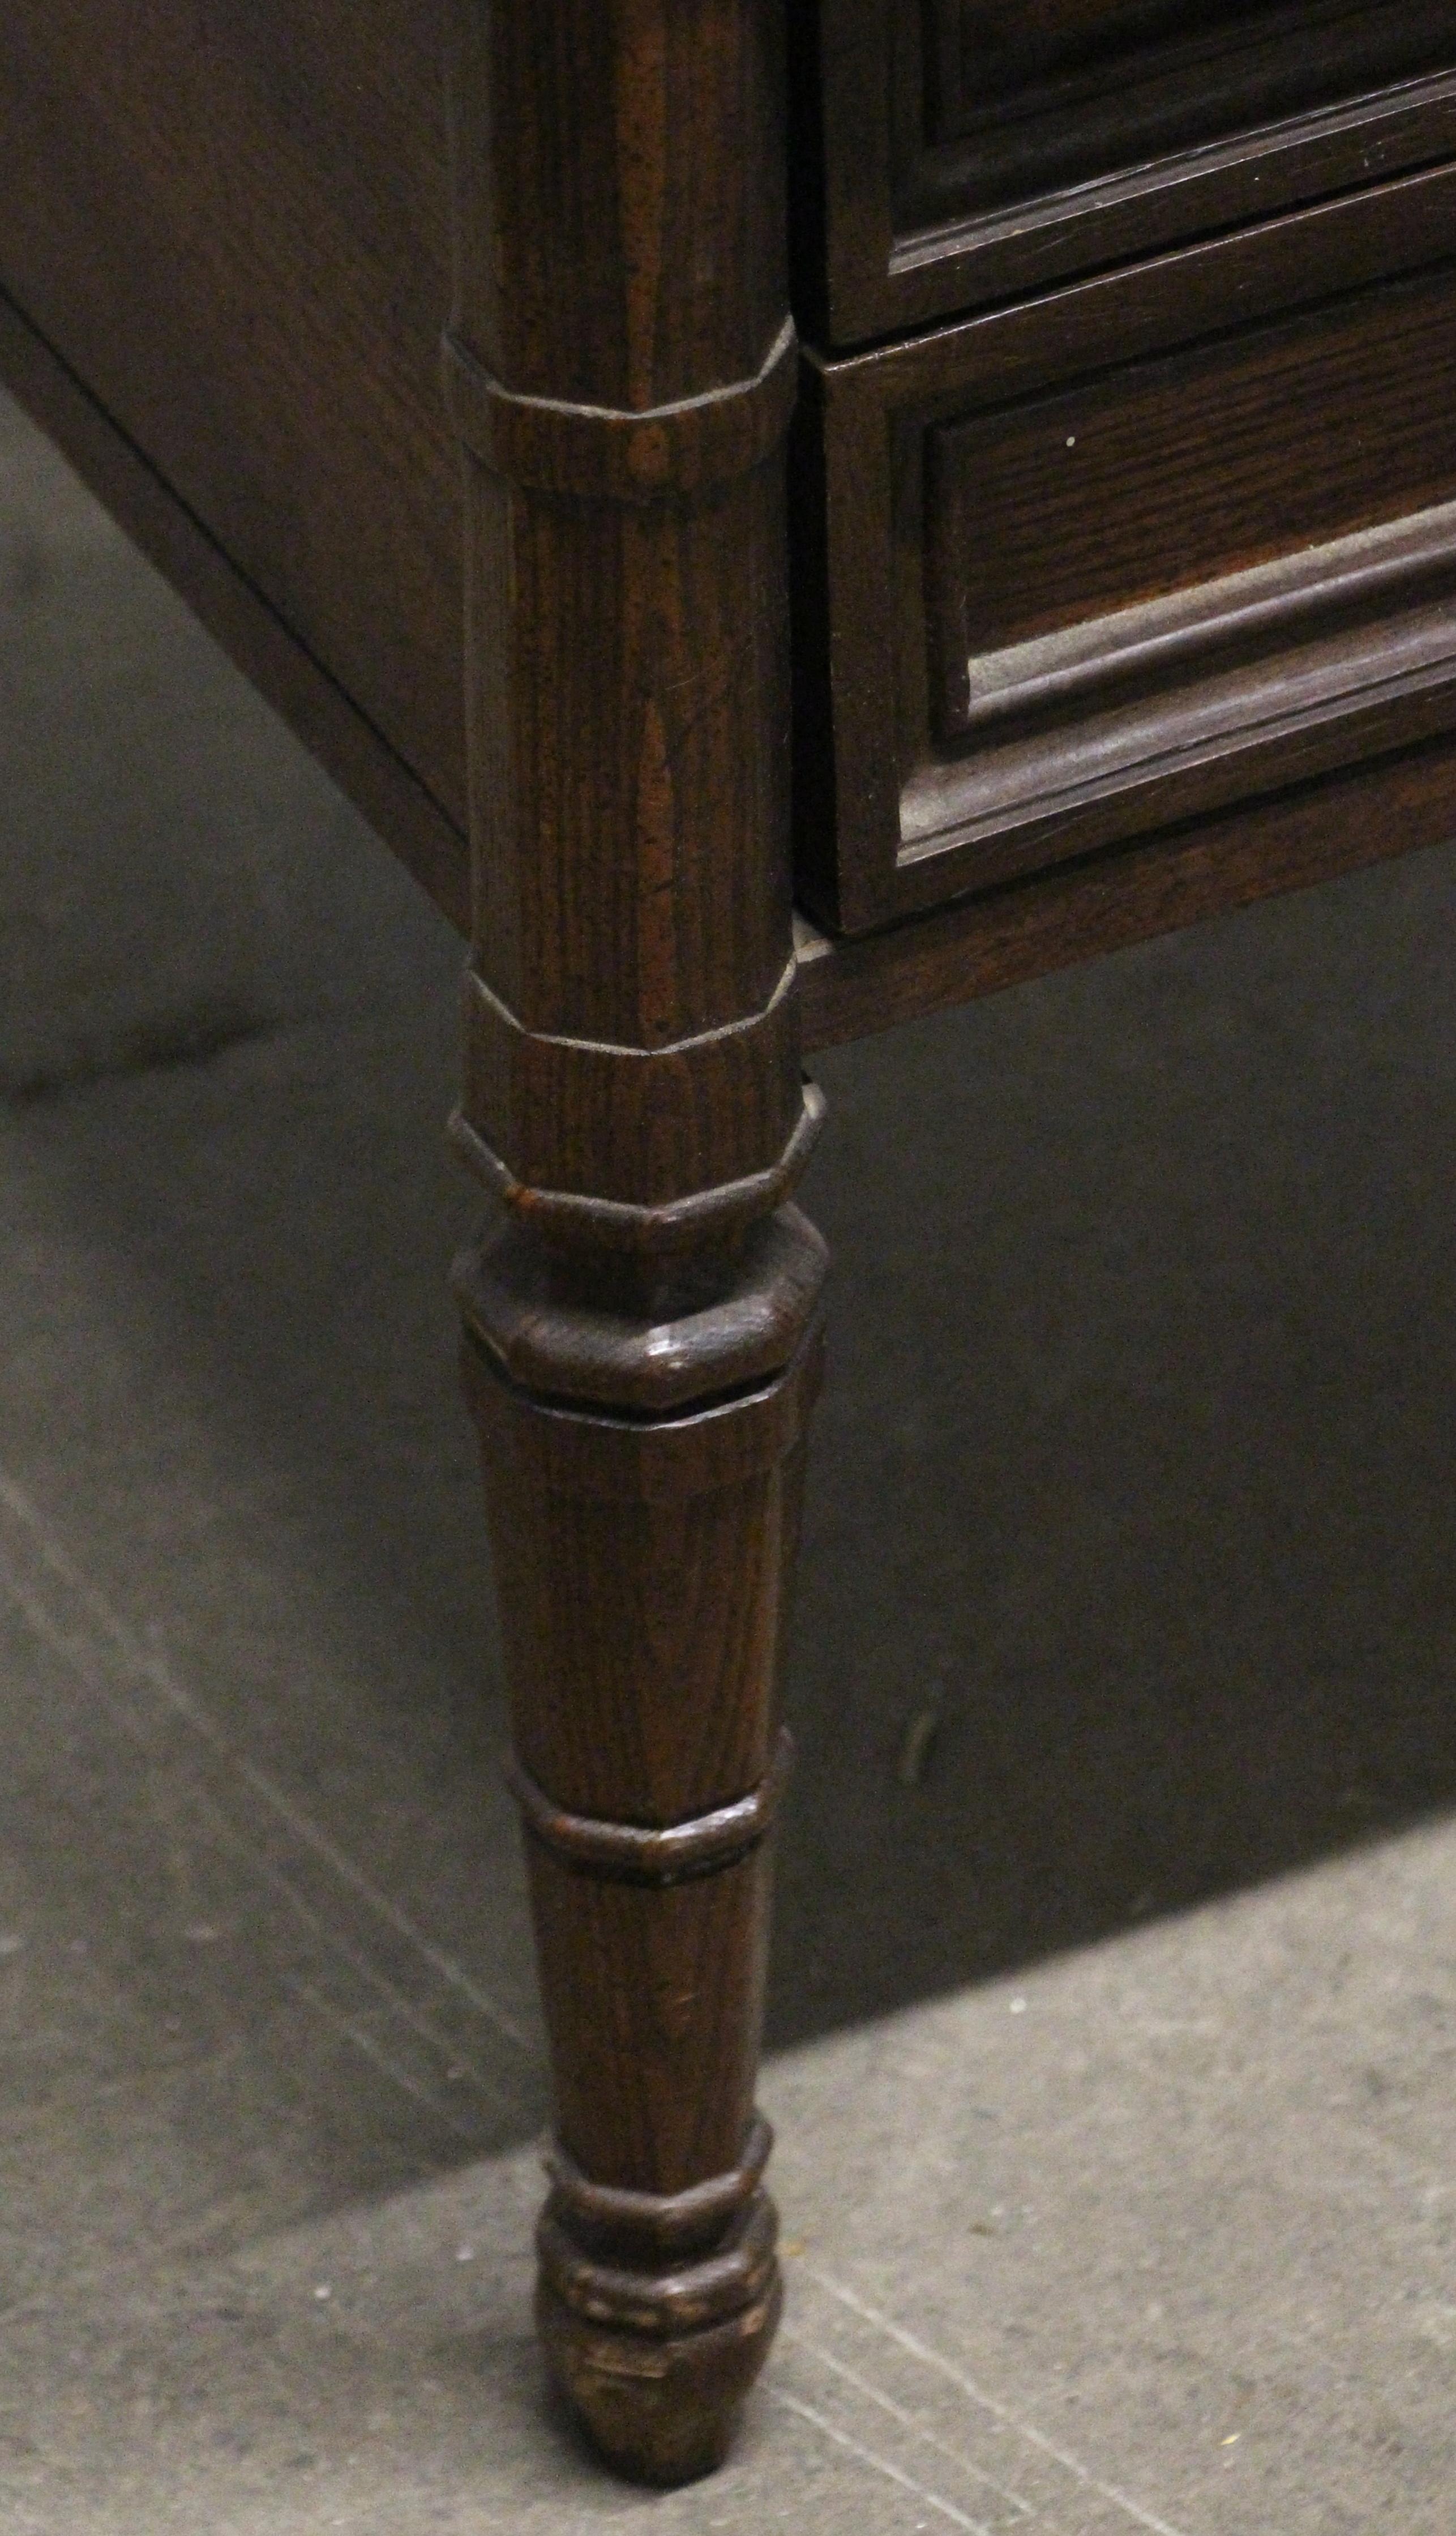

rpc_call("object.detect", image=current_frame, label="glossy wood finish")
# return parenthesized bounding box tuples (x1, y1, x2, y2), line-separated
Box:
(792, 164, 1456, 933)
(7, 0, 1456, 2494)
(443, 0, 824, 2483)
(460, 1305, 822, 2481)
(794, 0, 1456, 337)
(7, 10, 1455, 951)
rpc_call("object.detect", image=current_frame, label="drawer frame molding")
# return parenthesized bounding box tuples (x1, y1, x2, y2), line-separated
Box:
(796, 0, 1456, 339)
(793, 162, 1456, 933)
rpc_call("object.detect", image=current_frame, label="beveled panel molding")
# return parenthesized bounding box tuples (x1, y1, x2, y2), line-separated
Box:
(794, 0, 1456, 338)
(791, 179, 1456, 933)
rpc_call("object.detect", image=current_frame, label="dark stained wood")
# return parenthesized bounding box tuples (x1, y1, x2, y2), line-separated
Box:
(465, 1331, 819, 1864)
(0, 0, 466, 829)
(461, 1323, 823, 2409)
(930, 277, 1456, 679)
(791, 166, 1456, 933)
(453, 1205, 829, 1414)
(0, 283, 470, 935)
(8, 0, 1456, 2491)
(794, 728, 1456, 1049)
(931, 0, 1275, 109)
(925, 0, 1425, 136)
(445, 0, 825, 2484)
(22, 187, 1456, 1068)
(797, 0, 1456, 338)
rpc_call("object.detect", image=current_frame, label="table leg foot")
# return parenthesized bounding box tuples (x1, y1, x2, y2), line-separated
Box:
(538, 2255, 782, 2486)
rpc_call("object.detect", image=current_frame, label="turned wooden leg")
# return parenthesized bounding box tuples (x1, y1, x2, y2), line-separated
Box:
(444, 0, 811, 2479)
(457, 1211, 824, 2480)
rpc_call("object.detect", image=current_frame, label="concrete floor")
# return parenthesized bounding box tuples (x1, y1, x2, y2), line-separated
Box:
(1, 387, 1454, 2533)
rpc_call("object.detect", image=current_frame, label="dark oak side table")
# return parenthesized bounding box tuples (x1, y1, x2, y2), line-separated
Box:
(4, 0, 1456, 2488)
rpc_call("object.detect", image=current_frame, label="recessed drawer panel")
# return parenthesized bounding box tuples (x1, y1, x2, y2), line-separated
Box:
(929, 0, 1277, 130)
(796, 0, 1456, 339)
(791, 172, 1456, 932)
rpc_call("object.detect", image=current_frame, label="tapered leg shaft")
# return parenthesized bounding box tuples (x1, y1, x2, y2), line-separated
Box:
(444, 0, 820, 2479)
(459, 1213, 823, 2478)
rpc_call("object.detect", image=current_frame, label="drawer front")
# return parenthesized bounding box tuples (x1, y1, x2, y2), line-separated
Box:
(791, 168, 1456, 933)
(796, 0, 1456, 340)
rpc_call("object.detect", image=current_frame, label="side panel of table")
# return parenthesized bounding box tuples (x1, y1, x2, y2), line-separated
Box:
(6, 7, 1455, 1055)
(6, 269, 1454, 1064)
(0, 286, 469, 930)
(0, 2, 468, 844)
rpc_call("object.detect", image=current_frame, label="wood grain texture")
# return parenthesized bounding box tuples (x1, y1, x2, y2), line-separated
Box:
(454, 1205, 829, 1413)
(931, 0, 1271, 108)
(797, 0, 1456, 337)
(938, 507, 1456, 741)
(792, 169, 1456, 934)
(0, 0, 466, 827)
(931, 271, 1456, 677)
(15, 255, 1451, 1058)
(926, 0, 1420, 134)
(460, 469, 796, 1051)
(446, 0, 824, 2483)
(795, 728, 1456, 1049)
(466, 1335, 821, 1825)
(459, 957, 806, 1213)
(461, 1313, 822, 2485)
(8, 6, 1456, 2495)
(0, 283, 470, 934)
